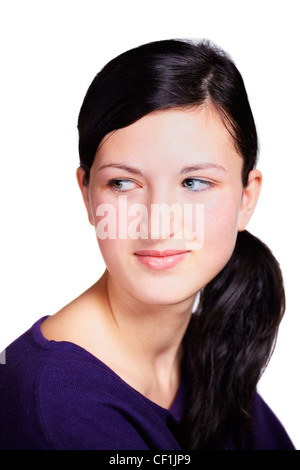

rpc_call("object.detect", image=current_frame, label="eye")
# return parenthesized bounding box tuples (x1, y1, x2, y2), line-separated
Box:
(108, 179, 138, 192)
(182, 178, 212, 192)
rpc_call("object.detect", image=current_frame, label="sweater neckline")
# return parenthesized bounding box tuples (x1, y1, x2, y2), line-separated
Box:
(32, 316, 186, 422)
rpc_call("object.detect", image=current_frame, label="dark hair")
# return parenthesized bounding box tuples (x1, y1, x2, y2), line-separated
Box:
(78, 39, 257, 187)
(77, 39, 285, 449)
(184, 230, 285, 449)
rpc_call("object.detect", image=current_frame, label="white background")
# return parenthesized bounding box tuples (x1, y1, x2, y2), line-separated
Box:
(0, 0, 299, 449)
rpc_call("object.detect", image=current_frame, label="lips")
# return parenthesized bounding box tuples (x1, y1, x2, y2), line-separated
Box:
(134, 250, 189, 270)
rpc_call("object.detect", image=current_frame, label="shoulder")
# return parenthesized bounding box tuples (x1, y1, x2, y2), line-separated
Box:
(246, 392, 295, 450)
(0, 317, 55, 449)
(0, 319, 177, 450)
(40, 283, 101, 343)
(36, 345, 150, 449)
(0, 316, 54, 384)
(0, 319, 146, 449)
(39, 279, 113, 363)
(37, 343, 183, 450)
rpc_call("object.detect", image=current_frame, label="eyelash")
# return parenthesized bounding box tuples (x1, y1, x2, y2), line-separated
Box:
(108, 179, 137, 192)
(107, 178, 213, 193)
(182, 178, 212, 192)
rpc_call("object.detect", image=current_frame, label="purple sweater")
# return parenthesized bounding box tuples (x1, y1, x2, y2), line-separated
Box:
(0, 317, 295, 450)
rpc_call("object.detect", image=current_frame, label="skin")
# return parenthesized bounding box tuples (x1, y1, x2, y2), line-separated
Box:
(41, 104, 262, 408)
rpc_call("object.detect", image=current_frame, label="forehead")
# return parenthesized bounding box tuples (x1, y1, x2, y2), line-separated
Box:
(94, 106, 242, 172)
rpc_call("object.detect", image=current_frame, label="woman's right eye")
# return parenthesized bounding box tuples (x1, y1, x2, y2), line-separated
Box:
(108, 179, 137, 192)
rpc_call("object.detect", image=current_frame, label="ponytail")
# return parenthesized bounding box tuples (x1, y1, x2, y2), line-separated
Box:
(183, 230, 285, 450)
(76, 39, 281, 449)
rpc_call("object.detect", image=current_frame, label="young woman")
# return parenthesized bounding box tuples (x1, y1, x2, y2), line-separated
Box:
(0, 39, 295, 450)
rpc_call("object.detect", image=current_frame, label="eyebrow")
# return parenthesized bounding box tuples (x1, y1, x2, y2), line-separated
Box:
(98, 163, 143, 175)
(97, 162, 227, 175)
(180, 163, 227, 174)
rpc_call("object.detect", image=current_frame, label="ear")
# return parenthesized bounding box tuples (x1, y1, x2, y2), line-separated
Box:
(76, 167, 94, 226)
(238, 169, 262, 231)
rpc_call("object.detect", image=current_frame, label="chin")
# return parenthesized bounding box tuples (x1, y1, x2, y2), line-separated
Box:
(126, 276, 201, 308)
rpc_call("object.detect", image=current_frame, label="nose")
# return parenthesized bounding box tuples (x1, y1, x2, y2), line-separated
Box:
(141, 187, 183, 240)
(147, 203, 182, 240)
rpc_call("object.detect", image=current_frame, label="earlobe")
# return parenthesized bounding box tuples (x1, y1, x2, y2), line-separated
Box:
(238, 169, 262, 231)
(76, 167, 95, 226)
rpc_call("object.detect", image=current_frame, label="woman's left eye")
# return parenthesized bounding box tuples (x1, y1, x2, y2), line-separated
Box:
(182, 178, 212, 192)
(108, 179, 137, 191)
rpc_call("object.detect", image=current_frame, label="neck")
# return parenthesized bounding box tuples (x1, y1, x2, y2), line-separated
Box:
(96, 270, 195, 402)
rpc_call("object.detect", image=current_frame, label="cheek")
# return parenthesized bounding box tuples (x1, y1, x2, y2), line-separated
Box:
(90, 194, 136, 274)
(96, 238, 125, 271)
(92, 196, 143, 243)
(200, 193, 241, 272)
(205, 196, 240, 236)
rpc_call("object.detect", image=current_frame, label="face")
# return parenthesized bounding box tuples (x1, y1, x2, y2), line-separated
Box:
(77, 106, 261, 307)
